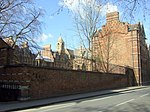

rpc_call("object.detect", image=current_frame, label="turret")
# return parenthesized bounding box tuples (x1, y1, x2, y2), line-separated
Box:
(56, 36, 64, 54)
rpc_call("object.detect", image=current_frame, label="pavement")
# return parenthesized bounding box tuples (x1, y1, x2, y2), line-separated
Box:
(0, 86, 148, 112)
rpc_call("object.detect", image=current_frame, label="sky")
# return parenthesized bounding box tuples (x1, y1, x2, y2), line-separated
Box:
(34, 0, 150, 51)
(35, 0, 76, 50)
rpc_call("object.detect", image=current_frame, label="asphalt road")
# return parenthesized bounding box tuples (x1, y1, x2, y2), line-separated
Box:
(14, 86, 150, 112)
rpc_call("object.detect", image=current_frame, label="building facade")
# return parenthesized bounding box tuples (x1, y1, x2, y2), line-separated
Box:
(36, 36, 74, 69)
(0, 37, 35, 66)
(73, 46, 93, 71)
(93, 11, 150, 85)
(0, 38, 13, 65)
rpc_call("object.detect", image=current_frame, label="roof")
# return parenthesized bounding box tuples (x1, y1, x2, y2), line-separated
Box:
(0, 38, 12, 49)
(43, 56, 54, 62)
(3, 37, 15, 47)
(65, 48, 74, 58)
(74, 47, 91, 59)
(128, 24, 139, 31)
(58, 36, 64, 43)
(35, 53, 43, 60)
(66, 48, 74, 55)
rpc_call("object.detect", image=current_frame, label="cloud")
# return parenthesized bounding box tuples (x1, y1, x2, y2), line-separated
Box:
(59, 0, 98, 13)
(102, 3, 118, 14)
(59, 0, 103, 22)
(59, 1, 118, 17)
(36, 33, 53, 43)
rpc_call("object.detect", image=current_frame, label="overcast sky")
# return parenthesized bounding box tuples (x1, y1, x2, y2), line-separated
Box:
(34, 0, 150, 50)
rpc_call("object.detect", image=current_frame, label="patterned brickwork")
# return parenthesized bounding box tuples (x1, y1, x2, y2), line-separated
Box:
(93, 12, 150, 85)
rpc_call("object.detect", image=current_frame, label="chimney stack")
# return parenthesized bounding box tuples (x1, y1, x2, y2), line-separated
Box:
(106, 11, 119, 23)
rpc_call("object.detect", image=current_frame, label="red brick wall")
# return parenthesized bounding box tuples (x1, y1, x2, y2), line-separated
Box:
(0, 65, 129, 100)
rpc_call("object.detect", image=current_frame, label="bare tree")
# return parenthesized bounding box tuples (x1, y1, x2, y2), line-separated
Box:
(93, 11, 131, 73)
(58, 0, 149, 72)
(53, 0, 150, 75)
(73, 0, 102, 53)
(93, 28, 118, 73)
(69, 0, 103, 71)
(109, 0, 150, 22)
(0, 0, 44, 49)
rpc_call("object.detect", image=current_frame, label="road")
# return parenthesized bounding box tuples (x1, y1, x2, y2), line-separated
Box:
(14, 86, 150, 112)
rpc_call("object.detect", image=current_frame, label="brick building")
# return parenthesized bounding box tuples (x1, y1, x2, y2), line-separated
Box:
(0, 38, 13, 65)
(0, 37, 35, 66)
(36, 36, 74, 69)
(73, 46, 93, 71)
(93, 11, 150, 85)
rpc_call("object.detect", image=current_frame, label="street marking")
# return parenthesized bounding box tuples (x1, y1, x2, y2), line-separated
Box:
(115, 99, 135, 107)
(80, 95, 113, 103)
(140, 93, 149, 98)
(37, 103, 76, 112)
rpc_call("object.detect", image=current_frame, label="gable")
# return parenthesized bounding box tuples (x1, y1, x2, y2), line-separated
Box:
(65, 49, 74, 59)
(0, 38, 11, 49)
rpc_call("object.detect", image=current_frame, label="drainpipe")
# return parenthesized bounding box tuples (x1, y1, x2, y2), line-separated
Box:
(137, 30, 142, 85)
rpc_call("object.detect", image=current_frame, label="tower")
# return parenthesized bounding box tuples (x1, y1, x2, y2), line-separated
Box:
(56, 36, 64, 54)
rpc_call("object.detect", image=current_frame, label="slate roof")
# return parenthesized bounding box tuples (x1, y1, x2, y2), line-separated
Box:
(128, 24, 139, 31)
